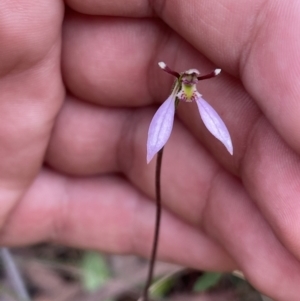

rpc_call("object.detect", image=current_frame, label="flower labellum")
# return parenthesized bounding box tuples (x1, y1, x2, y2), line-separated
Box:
(146, 62, 233, 163)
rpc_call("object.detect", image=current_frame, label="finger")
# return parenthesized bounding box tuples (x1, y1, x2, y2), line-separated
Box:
(65, 0, 153, 17)
(0, 0, 64, 75)
(0, 1, 64, 226)
(62, 10, 169, 106)
(0, 168, 235, 272)
(239, 119, 300, 261)
(46, 95, 128, 175)
(204, 170, 300, 301)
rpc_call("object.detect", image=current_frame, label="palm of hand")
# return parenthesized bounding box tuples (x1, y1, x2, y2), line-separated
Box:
(2, 1, 300, 300)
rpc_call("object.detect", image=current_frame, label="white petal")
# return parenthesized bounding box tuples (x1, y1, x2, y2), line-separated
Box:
(195, 97, 233, 155)
(214, 69, 221, 76)
(158, 62, 167, 69)
(147, 94, 175, 163)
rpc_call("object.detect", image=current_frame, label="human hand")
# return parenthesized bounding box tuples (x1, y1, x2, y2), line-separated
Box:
(2, 1, 300, 300)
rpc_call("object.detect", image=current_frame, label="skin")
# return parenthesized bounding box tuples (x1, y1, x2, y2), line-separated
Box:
(1, 0, 300, 299)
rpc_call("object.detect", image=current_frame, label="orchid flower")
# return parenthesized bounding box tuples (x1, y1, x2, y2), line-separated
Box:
(147, 62, 233, 163)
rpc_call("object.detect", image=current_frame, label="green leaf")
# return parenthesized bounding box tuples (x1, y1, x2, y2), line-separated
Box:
(81, 251, 110, 292)
(193, 272, 222, 292)
(150, 275, 175, 298)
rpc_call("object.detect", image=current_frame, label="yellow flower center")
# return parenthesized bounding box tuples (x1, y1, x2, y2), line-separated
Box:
(177, 83, 201, 102)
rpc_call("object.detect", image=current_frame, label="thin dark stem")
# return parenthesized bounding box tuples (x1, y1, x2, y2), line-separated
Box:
(158, 62, 180, 78)
(142, 148, 164, 301)
(162, 66, 180, 78)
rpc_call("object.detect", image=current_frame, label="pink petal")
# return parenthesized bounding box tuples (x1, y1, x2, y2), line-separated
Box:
(147, 94, 175, 163)
(195, 97, 233, 155)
